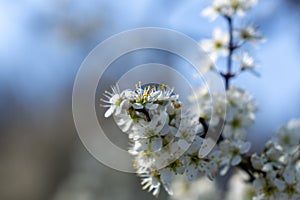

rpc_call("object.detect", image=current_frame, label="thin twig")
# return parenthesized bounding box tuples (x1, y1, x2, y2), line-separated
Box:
(225, 16, 235, 90)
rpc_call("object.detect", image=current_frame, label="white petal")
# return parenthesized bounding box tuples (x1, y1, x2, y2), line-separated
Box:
(251, 154, 264, 170)
(273, 178, 286, 191)
(145, 103, 159, 110)
(169, 126, 178, 136)
(120, 120, 131, 132)
(231, 155, 242, 166)
(104, 106, 115, 118)
(220, 164, 230, 176)
(185, 164, 198, 181)
(162, 182, 173, 195)
(133, 103, 143, 109)
(121, 90, 132, 98)
(262, 163, 273, 172)
(160, 168, 174, 184)
(135, 140, 149, 152)
(240, 141, 251, 153)
(160, 124, 170, 136)
(283, 168, 295, 184)
(178, 139, 190, 151)
(151, 137, 162, 152)
(114, 107, 122, 116)
(253, 178, 265, 191)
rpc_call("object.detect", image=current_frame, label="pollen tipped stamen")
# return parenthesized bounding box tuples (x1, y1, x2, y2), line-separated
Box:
(100, 98, 110, 103)
(104, 90, 113, 96)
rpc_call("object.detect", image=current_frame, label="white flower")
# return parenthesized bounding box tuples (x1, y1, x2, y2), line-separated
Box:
(229, 0, 257, 16)
(191, 85, 256, 140)
(201, 0, 231, 20)
(160, 168, 175, 184)
(159, 167, 175, 195)
(234, 51, 261, 76)
(238, 52, 254, 70)
(200, 28, 229, 60)
(134, 152, 155, 170)
(132, 82, 158, 109)
(253, 172, 288, 200)
(219, 139, 251, 175)
(160, 120, 178, 136)
(129, 139, 149, 154)
(253, 169, 300, 200)
(237, 26, 265, 45)
(140, 173, 161, 197)
(251, 154, 265, 170)
(185, 163, 199, 182)
(154, 84, 177, 102)
(131, 83, 177, 110)
(203, 150, 222, 180)
(114, 111, 133, 132)
(187, 135, 204, 155)
(202, 0, 257, 20)
(106, 82, 208, 197)
(283, 167, 296, 184)
(273, 119, 300, 152)
(150, 137, 163, 152)
(176, 117, 199, 151)
(130, 113, 167, 140)
(225, 86, 256, 139)
(101, 84, 130, 118)
(252, 118, 300, 199)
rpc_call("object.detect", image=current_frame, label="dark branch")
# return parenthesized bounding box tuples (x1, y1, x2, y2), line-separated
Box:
(135, 108, 151, 122)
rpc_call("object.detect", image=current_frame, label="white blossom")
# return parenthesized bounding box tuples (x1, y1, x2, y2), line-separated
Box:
(202, 0, 257, 20)
(190, 85, 256, 140)
(103, 82, 209, 196)
(251, 119, 300, 200)
(219, 139, 251, 175)
(228, 0, 257, 16)
(200, 28, 229, 60)
(251, 153, 265, 170)
(101, 84, 131, 118)
(202, 0, 231, 20)
(237, 26, 265, 45)
(98, 0, 300, 198)
(273, 119, 300, 153)
(239, 53, 253, 67)
(140, 173, 161, 197)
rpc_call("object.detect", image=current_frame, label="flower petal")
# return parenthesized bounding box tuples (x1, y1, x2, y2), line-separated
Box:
(104, 106, 115, 118)
(151, 137, 162, 152)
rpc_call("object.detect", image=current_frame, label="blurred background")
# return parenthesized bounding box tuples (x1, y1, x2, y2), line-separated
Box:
(1, 0, 299, 199)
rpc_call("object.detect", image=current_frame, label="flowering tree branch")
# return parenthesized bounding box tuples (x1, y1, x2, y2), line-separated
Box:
(101, 1, 300, 199)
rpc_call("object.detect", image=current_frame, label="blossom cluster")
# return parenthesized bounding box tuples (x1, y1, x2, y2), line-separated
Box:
(102, 82, 257, 196)
(100, 0, 300, 199)
(190, 85, 256, 140)
(102, 83, 216, 196)
(189, 85, 254, 175)
(170, 170, 255, 200)
(250, 119, 300, 200)
(169, 119, 300, 200)
(191, 0, 263, 180)
(200, 0, 264, 76)
(202, 0, 258, 21)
